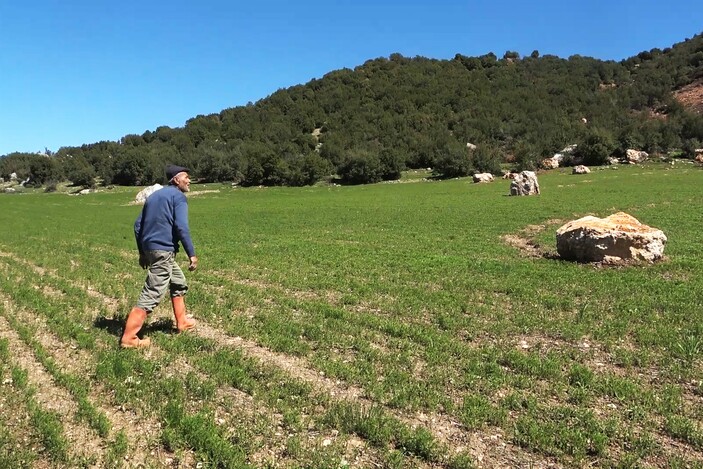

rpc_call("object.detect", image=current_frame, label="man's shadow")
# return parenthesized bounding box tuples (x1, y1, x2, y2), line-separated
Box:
(94, 315, 176, 338)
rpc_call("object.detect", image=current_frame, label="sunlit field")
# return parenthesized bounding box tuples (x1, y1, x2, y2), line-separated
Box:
(1, 162, 702, 468)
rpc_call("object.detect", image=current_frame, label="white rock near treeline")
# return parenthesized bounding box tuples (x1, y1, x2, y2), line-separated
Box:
(548, 144, 578, 168)
(572, 165, 590, 174)
(541, 158, 559, 169)
(135, 184, 163, 204)
(472, 172, 494, 183)
(626, 149, 648, 164)
(509, 171, 540, 196)
(556, 212, 666, 263)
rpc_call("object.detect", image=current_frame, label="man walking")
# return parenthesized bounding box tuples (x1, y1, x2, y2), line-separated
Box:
(121, 165, 198, 348)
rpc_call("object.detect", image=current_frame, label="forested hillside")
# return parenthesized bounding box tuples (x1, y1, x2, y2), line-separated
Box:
(3, 33, 703, 187)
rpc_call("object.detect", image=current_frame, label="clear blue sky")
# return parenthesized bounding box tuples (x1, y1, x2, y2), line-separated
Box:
(1, 0, 702, 156)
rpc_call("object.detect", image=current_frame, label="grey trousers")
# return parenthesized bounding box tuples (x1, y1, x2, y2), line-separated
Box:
(136, 250, 188, 313)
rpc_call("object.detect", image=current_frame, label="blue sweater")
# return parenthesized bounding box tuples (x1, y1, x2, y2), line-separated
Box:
(134, 185, 196, 257)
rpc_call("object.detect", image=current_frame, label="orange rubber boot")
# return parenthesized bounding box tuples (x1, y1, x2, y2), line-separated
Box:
(120, 307, 151, 348)
(172, 296, 196, 332)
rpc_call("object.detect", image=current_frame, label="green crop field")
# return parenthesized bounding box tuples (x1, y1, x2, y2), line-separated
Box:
(0, 163, 702, 468)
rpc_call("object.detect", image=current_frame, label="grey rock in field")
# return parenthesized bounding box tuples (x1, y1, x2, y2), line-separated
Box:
(135, 184, 163, 204)
(466, 142, 477, 150)
(4, 187, 16, 193)
(626, 149, 648, 164)
(556, 212, 666, 263)
(572, 165, 590, 174)
(509, 171, 540, 196)
(0, 177, 4, 183)
(9, 172, 17, 181)
(472, 172, 494, 183)
(78, 188, 91, 195)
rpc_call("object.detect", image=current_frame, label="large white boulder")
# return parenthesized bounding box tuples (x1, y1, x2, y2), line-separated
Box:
(556, 212, 666, 263)
(626, 149, 648, 164)
(509, 171, 540, 196)
(551, 144, 578, 166)
(572, 165, 590, 174)
(135, 184, 163, 204)
(472, 172, 494, 183)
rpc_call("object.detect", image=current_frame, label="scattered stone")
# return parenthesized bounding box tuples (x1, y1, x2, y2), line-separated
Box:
(626, 149, 648, 164)
(466, 142, 477, 150)
(4, 188, 16, 193)
(572, 165, 590, 174)
(79, 189, 91, 195)
(134, 184, 163, 204)
(541, 157, 559, 169)
(509, 171, 540, 196)
(9, 172, 17, 181)
(551, 144, 578, 166)
(472, 172, 494, 183)
(556, 212, 666, 263)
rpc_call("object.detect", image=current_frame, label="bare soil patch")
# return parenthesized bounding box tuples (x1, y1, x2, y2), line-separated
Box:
(187, 189, 221, 197)
(194, 323, 554, 467)
(674, 79, 703, 114)
(4, 247, 557, 466)
(501, 219, 565, 259)
(0, 292, 171, 467)
(0, 314, 106, 464)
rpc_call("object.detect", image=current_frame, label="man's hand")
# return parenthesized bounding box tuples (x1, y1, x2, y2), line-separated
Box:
(139, 253, 149, 269)
(189, 256, 198, 271)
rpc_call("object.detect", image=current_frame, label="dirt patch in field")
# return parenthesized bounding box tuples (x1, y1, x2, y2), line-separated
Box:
(501, 219, 564, 259)
(0, 249, 53, 276)
(210, 269, 343, 305)
(187, 189, 221, 197)
(194, 322, 555, 467)
(0, 360, 54, 467)
(82, 283, 121, 311)
(502, 234, 545, 258)
(0, 247, 590, 466)
(0, 292, 174, 467)
(32, 283, 65, 299)
(0, 314, 106, 464)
